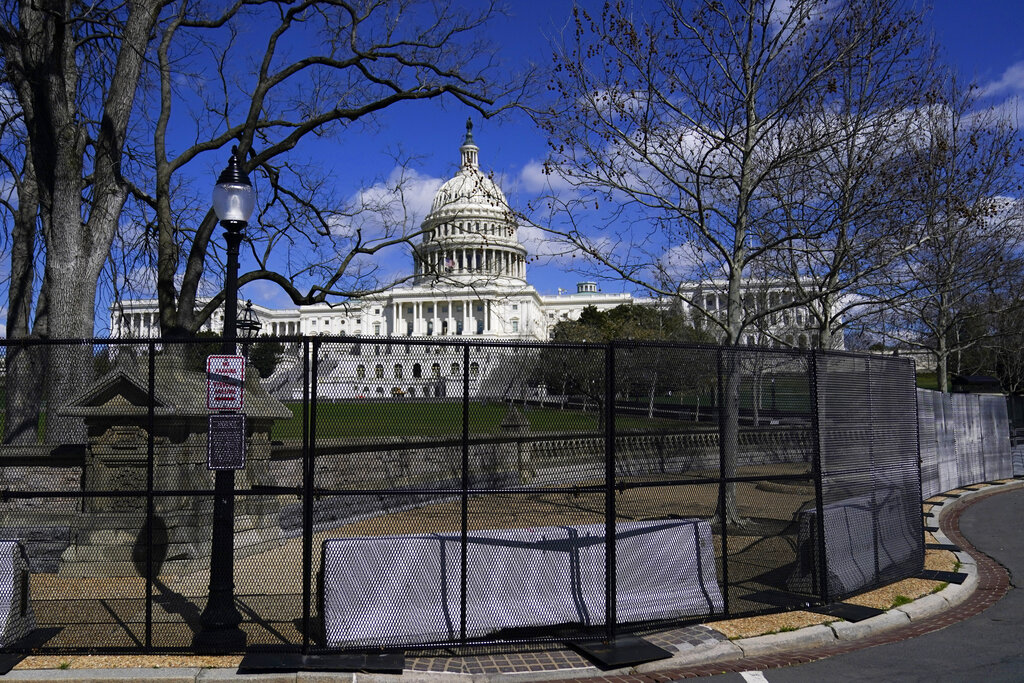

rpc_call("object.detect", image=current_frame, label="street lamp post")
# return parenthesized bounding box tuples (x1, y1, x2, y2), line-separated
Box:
(237, 300, 262, 359)
(195, 146, 256, 651)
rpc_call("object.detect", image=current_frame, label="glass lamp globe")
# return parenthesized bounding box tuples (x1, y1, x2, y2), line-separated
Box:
(212, 147, 256, 222)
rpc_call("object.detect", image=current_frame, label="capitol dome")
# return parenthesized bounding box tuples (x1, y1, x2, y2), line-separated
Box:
(414, 119, 527, 285)
(430, 167, 508, 214)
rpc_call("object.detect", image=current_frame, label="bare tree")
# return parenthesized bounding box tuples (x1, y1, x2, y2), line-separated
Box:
(760, 12, 934, 350)
(0, 0, 527, 442)
(533, 0, 927, 524)
(958, 292, 1024, 394)
(876, 79, 1024, 393)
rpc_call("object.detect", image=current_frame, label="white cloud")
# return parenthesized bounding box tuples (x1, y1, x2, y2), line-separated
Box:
(658, 241, 723, 282)
(239, 279, 294, 309)
(980, 61, 1024, 99)
(332, 166, 443, 240)
(518, 159, 574, 194)
(518, 223, 575, 263)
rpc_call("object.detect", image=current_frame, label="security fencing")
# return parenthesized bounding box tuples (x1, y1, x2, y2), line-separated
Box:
(917, 389, 1013, 499)
(0, 337, 923, 655)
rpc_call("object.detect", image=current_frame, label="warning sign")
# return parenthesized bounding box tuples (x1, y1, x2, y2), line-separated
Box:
(206, 355, 245, 411)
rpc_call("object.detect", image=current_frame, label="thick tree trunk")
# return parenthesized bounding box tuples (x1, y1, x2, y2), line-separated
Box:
(3, 157, 42, 444)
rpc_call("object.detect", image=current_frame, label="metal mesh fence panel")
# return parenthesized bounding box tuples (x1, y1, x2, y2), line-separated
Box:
(917, 389, 1014, 494)
(0, 337, 929, 654)
(0, 340, 153, 651)
(814, 353, 922, 600)
(934, 392, 959, 493)
(954, 394, 985, 486)
(917, 389, 940, 500)
(982, 395, 1013, 481)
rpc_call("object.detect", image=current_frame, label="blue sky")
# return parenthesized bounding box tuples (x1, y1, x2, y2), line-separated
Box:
(230, 1, 1024, 312)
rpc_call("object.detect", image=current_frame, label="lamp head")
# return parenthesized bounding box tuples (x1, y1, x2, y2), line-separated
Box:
(237, 300, 262, 340)
(213, 146, 256, 223)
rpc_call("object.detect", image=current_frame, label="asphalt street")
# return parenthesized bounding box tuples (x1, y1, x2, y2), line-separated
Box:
(700, 486, 1024, 682)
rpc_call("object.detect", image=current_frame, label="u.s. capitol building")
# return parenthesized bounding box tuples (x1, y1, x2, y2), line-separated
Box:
(114, 122, 635, 344)
(112, 122, 835, 399)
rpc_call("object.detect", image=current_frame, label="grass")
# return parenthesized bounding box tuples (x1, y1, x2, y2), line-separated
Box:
(917, 373, 939, 390)
(657, 372, 813, 414)
(890, 594, 913, 608)
(271, 401, 693, 440)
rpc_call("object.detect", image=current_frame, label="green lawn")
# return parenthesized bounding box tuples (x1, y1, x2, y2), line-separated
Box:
(650, 372, 812, 414)
(272, 401, 690, 440)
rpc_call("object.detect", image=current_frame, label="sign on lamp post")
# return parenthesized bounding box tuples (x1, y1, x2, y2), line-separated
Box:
(206, 355, 245, 411)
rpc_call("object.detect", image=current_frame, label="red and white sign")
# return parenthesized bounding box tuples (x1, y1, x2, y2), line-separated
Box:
(206, 355, 245, 411)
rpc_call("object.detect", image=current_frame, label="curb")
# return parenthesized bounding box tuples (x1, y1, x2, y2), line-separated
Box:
(5, 481, 1018, 682)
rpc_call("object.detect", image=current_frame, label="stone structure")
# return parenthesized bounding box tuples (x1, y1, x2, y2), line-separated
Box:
(47, 354, 293, 576)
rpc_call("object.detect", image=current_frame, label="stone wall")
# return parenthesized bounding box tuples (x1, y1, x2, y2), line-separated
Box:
(273, 426, 814, 536)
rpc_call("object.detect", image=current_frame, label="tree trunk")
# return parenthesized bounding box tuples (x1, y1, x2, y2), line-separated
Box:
(3, 157, 42, 444)
(720, 348, 743, 527)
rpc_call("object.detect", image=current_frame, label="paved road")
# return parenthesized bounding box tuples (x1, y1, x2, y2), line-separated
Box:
(702, 487, 1024, 682)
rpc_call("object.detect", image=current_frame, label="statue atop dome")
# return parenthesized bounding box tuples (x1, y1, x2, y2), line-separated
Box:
(460, 117, 479, 170)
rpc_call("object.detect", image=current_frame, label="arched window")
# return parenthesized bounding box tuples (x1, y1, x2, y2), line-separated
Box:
(470, 362, 480, 378)
(413, 363, 422, 378)
(431, 363, 441, 378)
(450, 363, 460, 376)
(374, 364, 384, 379)
(356, 364, 366, 380)
(408, 387, 416, 397)
(394, 364, 403, 379)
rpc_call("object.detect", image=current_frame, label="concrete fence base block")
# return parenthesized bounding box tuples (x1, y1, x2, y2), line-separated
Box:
(322, 519, 723, 647)
(0, 540, 34, 647)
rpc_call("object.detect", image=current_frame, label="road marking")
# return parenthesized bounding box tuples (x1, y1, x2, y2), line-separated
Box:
(740, 672, 769, 683)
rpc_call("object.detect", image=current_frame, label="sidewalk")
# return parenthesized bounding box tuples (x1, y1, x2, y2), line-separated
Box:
(2, 479, 1017, 682)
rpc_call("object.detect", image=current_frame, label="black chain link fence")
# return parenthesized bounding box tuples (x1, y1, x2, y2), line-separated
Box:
(0, 337, 922, 654)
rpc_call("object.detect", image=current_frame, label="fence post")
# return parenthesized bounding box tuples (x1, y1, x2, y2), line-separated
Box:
(716, 346, 729, 616)
(146, 341, 155, 651)
(604, 342, 616, 642)
(460, 343, 470, 644)
(808, 350, 829, 604)
(301, 338, 317, 652)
